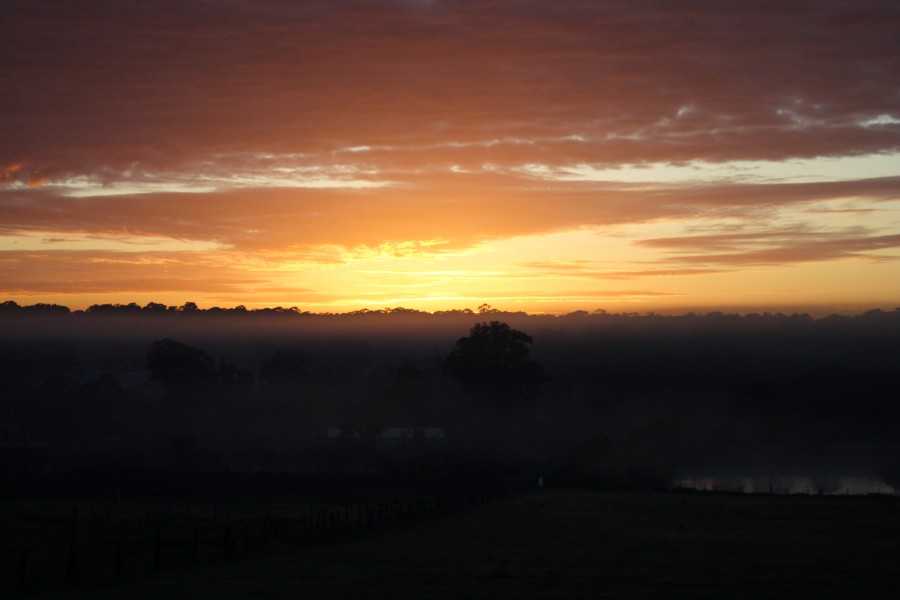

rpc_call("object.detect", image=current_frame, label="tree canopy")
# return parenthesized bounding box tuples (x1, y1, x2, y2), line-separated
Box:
(444, 321, 543, 402)
(146, 338, 216, 397)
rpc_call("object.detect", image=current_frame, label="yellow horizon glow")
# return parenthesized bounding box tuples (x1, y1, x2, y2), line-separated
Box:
(3, 220, 899, 316)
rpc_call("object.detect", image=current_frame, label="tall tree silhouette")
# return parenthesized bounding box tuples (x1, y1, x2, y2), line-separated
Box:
(146, 338, 215, 398)
(445, 321, 543, 403)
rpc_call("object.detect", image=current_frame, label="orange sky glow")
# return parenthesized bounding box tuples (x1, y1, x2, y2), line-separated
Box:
(2, 1, 899, 315)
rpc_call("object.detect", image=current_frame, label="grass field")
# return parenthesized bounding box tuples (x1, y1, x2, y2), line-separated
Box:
(10, 488, 900, 599)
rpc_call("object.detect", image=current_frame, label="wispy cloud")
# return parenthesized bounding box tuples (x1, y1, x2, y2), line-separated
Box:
(640, 229, 900, 266)
(4, 1, 899, 184)
(522, 261, 723, 280)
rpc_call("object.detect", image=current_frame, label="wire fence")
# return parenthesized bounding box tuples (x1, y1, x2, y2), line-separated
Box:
(1, 483, 513, 595)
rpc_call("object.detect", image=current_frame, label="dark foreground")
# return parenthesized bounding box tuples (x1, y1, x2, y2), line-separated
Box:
(12, 488, 899, 599)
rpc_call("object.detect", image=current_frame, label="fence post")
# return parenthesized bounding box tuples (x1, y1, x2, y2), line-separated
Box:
(223, 525, 231, 561)
(65, 507, 80, 588)
(17, 547, 28, 589)
(153, 531, 162, 573)
(114, 539, 123, 580)
(192, 529, 200, 566)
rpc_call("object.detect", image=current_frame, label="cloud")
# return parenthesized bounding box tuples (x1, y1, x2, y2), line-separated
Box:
(474, 289, 680, 300)
(2, 175, 898, 258)
(2, 0, 899, 187)
(514, 155, 900, 185)
(522, 261, 723, 280)
(640, 229, 900, 266)
(0, 249, 260, 293)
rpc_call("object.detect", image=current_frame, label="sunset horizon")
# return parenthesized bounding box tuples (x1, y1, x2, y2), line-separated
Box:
(4, 297, 899, 321)
(3, 1, 899, 314)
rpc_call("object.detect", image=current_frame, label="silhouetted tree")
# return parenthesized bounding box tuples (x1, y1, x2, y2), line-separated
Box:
(478, 303, 499, 314)
(0, 300, 21, 312)
(142, 302, 169, 312)
(23, 303, 70, 314)
(86, 302, 143, 314)
(146, 338, 215, 398)
(445, 321, 543, 403)
(178, 302, 200, 313)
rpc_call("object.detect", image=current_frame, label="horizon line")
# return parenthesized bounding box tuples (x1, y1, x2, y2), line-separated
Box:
(2, 299, 899, 320)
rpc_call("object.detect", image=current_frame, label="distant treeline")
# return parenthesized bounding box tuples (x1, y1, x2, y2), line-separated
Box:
(0, 300, 521, 317)
(3, 299, 899, 320)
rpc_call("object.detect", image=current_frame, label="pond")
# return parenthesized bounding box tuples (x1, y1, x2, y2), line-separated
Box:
(672, 473, 897, 495)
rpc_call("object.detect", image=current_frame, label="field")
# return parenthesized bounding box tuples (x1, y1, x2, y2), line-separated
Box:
(7, 487, 899, 599)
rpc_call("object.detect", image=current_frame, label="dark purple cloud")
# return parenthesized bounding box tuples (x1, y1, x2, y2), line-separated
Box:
(2, 0, 898, 184)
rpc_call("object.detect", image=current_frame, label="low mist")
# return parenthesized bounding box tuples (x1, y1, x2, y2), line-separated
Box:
(2, 302, 899, 493)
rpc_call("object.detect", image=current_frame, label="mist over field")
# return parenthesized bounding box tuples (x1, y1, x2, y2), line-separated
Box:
(2, 302, 899, 494)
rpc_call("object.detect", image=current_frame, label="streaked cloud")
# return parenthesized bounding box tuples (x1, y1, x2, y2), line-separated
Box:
(640, 229, 900, 266)
(514, 153, 900, 185)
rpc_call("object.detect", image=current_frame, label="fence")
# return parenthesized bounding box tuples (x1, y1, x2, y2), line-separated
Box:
(1, 486, 511, 594)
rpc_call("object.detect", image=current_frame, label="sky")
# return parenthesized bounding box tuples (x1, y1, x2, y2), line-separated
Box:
(2, 0, 899, 315)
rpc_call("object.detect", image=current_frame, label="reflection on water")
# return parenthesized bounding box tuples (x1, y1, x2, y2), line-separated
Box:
(673, 474, 897, 495)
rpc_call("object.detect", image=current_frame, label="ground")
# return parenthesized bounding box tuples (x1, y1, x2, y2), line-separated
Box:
(14, 489, 900, 599)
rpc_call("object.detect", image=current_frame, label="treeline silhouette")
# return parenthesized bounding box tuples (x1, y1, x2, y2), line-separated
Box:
(1, 301, 899, 492)
(0, 300, 499, 317)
